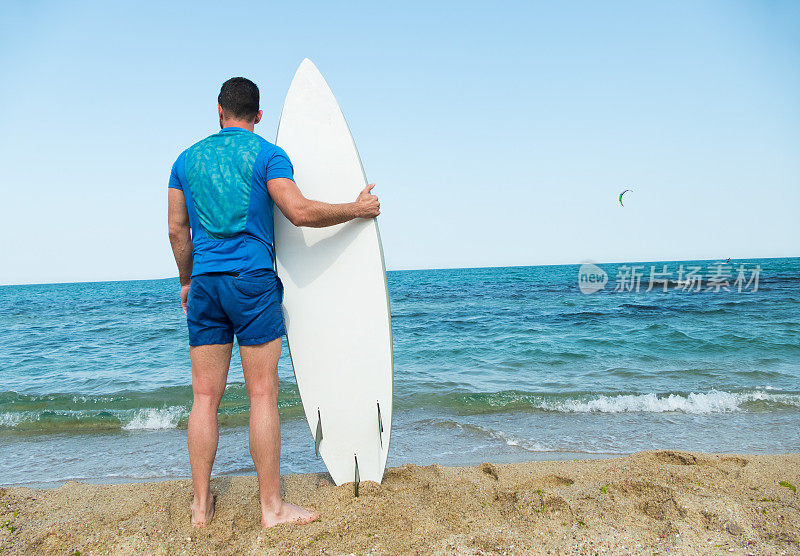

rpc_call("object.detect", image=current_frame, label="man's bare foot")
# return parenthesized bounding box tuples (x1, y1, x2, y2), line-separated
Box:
(261, 501, 319, 528)
(190, 495, 216, 528)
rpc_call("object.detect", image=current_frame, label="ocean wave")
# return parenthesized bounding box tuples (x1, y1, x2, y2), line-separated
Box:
(542, 390, 764, 414)
(0, 383, 304, 433)
(122, 407, 187, 430)
(410, 389, 800, 415)
(2, 387, 798, 434)
(418, 418, 619, 454)
(469, 424, 553, 452)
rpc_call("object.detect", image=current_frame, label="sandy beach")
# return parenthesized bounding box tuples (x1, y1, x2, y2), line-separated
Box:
(0, 451, 797, 555)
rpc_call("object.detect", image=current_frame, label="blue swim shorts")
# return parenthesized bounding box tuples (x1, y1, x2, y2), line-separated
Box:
(186, 270, 286, 346)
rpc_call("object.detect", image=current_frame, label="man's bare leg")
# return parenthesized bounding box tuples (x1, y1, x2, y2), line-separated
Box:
(188, 343, 232, 527)
(240, 338, 320, 528)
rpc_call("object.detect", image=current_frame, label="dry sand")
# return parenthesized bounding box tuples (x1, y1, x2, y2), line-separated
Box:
(1, 451, 798, 555)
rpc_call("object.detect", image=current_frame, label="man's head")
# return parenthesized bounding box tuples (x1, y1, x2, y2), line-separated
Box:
(218, 77, 263, 129)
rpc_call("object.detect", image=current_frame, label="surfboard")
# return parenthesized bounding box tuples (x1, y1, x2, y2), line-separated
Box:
(274, 59, 393, 487)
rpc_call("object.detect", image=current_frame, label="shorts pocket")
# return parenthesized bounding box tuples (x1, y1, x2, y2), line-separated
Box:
(232, 272, 280, 297)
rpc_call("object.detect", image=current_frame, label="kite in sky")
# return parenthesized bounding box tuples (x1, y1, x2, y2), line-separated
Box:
(619, 189, 633, 206)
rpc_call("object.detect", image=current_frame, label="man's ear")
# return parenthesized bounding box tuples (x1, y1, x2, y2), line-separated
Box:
(254, 110, 263, 125)
(218, 104, 224, 119)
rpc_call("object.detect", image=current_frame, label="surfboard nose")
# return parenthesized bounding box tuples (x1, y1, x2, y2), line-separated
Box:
(299, 57, 317, 71)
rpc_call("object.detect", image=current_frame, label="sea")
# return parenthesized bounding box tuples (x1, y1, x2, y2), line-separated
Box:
(1, 258, 798, 487)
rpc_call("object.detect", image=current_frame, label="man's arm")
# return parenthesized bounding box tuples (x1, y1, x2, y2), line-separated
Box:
(267, 178, 380, 228)
(168, 188, 193, 313)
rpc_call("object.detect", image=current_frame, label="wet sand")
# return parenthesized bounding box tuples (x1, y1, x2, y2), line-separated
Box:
(1, 451, 798, 555)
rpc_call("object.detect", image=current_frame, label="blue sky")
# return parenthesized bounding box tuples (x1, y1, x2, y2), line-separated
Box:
(1, 0, 798, 284)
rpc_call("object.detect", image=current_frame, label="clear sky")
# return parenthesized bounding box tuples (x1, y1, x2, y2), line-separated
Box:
(1, 0, 798, 284)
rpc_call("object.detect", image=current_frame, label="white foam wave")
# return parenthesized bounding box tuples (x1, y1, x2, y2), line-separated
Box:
(543, 390, 799, 414)
(492, 429, 552, 452)
(0, 412, 26, 428)
(461, 422, 554, 451)
(122, 407, 186, 430)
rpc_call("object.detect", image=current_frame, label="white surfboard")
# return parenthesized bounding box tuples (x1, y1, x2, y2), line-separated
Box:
(274, 59, 393, 487)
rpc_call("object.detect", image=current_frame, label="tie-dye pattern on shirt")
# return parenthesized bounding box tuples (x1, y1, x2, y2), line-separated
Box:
(185, 132, 263, 239)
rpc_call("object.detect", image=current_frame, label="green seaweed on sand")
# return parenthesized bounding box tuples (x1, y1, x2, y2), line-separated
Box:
(0, 508, 17, 541)
(600, 484, 609, 494)
(0, 509, 17, 534)
(779, 481, 796, 493)
(0, 522, 14, 534)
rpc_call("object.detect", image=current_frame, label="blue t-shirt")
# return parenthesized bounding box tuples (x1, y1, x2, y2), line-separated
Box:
(168, 127, 293, 277)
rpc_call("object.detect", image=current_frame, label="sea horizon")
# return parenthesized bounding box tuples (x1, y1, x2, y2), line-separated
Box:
(2, 254, 796, 288)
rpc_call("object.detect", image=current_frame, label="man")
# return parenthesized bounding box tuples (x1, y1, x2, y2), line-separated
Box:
(167, 77, 380, 528)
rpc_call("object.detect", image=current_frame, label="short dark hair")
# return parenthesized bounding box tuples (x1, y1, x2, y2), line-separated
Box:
(218, 77, 260, 120)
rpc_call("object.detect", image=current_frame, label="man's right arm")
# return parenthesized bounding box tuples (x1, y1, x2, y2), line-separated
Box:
(168, 187, 193, 314)
(267, 178, 380, 228)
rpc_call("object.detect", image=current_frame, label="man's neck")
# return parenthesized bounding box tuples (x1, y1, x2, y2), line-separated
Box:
(221, 120, 255, 132)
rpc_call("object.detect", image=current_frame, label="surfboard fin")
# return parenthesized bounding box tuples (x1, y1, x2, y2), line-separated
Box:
(377, 401, 384, 448)
(354, 454, 360, 497)
(314, 409, 323, 458)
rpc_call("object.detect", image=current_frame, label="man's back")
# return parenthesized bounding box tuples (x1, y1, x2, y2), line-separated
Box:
(169, 127, 294, 276)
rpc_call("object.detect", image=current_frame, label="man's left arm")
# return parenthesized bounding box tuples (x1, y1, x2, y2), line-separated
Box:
(168, 187, 192, 314)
